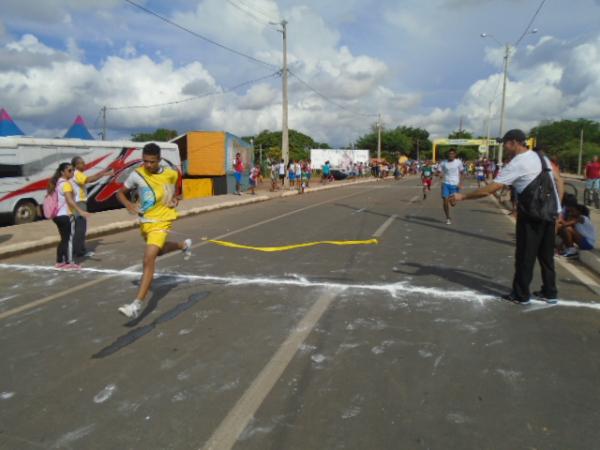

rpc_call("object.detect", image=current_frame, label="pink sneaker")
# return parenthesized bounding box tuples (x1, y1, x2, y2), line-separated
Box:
(54, 262, 68, 269)
(63, 263, 82, 270)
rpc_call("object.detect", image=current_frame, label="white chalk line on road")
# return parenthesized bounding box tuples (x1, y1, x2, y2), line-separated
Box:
(372, 214, 398, 238)
(1, 263, 599, 312)
(201, 288, 340, 450)
(0, 187, 380, 321)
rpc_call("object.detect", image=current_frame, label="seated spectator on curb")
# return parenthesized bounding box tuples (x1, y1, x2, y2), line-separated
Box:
(558, 204, 596, 258)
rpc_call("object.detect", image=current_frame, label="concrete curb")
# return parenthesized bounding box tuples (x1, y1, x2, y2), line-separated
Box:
(0, 178, 377, 259)
(579, 250, 600, 276)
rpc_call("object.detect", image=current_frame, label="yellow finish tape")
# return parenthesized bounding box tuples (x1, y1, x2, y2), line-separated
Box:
(207, 239, 379, 252)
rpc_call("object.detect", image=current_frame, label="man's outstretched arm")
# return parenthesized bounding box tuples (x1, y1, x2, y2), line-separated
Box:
(453, 182, 505, 202)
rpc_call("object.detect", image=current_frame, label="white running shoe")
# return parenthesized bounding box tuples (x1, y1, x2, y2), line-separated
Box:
(84, 251, 95, 257)
(561, 247, 578, 258)
(182, 238, 192, 260)
(118, 300, 142, 319)
(446, 218, 452, 225)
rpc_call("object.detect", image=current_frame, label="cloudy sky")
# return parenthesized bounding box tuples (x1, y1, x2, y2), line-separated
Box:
(1, 0, 600, 145)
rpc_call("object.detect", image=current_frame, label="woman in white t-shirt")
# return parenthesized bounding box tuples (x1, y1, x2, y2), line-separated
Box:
(278, 159, 286, 187)
(47, 163, 90, 269)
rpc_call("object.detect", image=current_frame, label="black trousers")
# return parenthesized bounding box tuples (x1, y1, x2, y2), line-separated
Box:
(512, 215, 557, 300)
(73, 201, 87, 257)
(53, 215, 75, 264)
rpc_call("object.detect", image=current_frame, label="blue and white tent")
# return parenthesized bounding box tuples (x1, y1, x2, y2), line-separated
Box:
(0, 108, 25, 137)
(64, 115, 94, 140)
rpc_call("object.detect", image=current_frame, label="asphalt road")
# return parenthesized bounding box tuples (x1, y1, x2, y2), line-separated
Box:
(1, 178, 599, 450)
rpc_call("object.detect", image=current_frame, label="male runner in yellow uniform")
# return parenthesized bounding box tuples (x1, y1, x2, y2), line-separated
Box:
(116, 143, 192, 319)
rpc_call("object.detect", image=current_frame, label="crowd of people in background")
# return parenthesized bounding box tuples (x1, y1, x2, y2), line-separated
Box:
(43, 144, 599, 280)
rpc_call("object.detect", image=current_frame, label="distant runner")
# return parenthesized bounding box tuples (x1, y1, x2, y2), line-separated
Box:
(475, 161, 486, 188)
(438, 149, 464, 225)
(421, 161, 434, 199)
(116, 143, 192, 319)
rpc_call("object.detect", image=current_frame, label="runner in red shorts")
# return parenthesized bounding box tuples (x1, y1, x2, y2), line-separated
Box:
(421, 161, 434, 199)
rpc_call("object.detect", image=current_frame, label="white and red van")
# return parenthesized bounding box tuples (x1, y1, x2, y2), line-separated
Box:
(0, 137, 181, 224)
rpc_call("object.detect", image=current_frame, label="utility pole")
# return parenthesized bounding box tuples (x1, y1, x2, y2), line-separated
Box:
(416, 139, 420, 162)
(578, 128, 584, 175)
(497, 43, 510, 166)
(485, 101, 492, 159)
(101, 106, 107, 141)
(377, 114, 382, 160)
(281, 20, 289, 181)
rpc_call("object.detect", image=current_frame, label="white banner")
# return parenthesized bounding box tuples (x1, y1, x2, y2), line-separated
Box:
(310, 149, 370, 171)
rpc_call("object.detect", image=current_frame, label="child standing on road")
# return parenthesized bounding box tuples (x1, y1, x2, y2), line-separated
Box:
(288, 160, 296, 190)
(295, 160, 303, 190)
(270, 161, 278, 191)
(249, 163, 260, 195)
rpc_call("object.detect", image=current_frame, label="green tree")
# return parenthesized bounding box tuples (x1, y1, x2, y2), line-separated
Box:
(131, 128, 179, 142)
(244, 129, 329, 162)
(529, 119, 600, 172)
(355, 124, 428, 161)
(448, 129, 473, 139)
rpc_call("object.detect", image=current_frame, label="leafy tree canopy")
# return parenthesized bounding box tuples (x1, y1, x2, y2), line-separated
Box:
(530, 119, 600, 172)
(243, 129, 330, 162)
(355, 124, 432, 161)
(131, 128, 178, 142)
(448, 129, 474, 139)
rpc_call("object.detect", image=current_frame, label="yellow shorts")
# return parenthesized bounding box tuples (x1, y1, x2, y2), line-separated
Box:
(140, 221, 172, 249)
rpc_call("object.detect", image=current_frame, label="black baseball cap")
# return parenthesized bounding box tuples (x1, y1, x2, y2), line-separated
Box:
(502, 129, 527, 143)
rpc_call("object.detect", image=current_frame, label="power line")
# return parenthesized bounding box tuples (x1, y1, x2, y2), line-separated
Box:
(514, 0, 547, 47)
(106, 72, 279, 110)
(123, 0, 278, 70)
(234, 0, 280, 23)
(288, 70, 378, 119)
(224, 0, 278, 28)
(225, 0, 270, 26)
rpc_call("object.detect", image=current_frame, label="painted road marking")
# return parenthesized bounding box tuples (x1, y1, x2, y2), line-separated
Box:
(201, 288, 341, 450)
(372, 215, 398, 238)
(207, 239, 378, 252)
(2, 264, 600, 312)
(409, 195, 420, 203)
(0, 186, 377, 321)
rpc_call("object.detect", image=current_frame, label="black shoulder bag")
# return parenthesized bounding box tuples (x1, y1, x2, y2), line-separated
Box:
(517, 152, 559, 222)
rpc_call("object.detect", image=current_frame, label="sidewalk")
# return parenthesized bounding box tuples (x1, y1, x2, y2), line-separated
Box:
(0, 177, 375, 259)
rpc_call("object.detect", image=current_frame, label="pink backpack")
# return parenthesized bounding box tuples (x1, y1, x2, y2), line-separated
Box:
(42, 180, 63, 219)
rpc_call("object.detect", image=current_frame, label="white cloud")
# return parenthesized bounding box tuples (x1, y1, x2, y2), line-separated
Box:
(2, 0, 121, 23)
(3, 0, 600, 144)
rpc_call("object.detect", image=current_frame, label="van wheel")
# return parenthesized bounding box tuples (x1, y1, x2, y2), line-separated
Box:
(14, 201, 38, 224)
